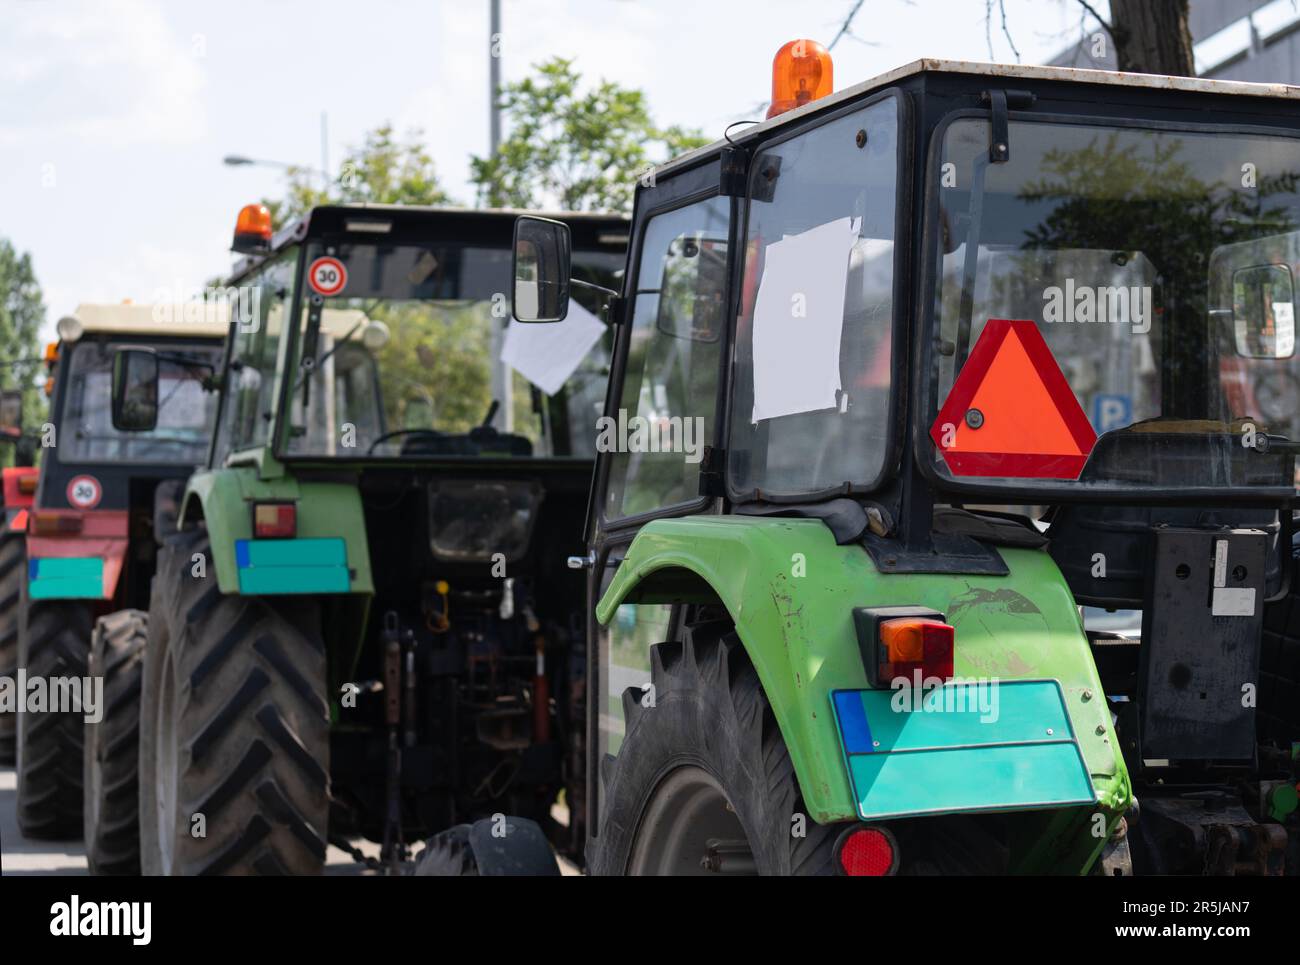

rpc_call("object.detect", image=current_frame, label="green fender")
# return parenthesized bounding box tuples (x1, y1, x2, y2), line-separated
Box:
(596, 515, 1131, 830)
(181, 466, 374, 595)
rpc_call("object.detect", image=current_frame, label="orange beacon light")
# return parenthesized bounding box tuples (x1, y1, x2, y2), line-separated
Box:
(767, 39, 834, 119)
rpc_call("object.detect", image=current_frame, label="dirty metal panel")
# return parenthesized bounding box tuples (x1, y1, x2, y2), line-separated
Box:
(1139, 527, 1266, 760)
(830, 680, 1095, 820)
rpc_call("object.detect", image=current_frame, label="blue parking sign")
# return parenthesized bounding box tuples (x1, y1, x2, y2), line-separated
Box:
(1092, 393, 1131, 433)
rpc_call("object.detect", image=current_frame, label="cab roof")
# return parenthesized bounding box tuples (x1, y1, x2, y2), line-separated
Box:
(654, 58, 1300, 180)
(66, 303, 230, 340)
(232, 203, 629, 282)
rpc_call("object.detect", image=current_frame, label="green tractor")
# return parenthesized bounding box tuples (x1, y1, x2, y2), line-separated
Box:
(512, 47, 1300, 875)
(105, 201, 626, 874)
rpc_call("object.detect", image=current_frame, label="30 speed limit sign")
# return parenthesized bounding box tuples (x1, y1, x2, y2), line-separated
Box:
(67, 475, 102, 509)
(308, 256, 347, 296)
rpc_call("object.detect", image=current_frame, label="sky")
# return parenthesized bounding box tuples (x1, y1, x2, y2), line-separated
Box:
(0, 0, 1101, 343)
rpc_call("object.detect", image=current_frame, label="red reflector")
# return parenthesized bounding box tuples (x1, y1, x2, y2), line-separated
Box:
(835, 825, 898, 876)
(879, 617, 954, 684)
(253, 503, 296, 539)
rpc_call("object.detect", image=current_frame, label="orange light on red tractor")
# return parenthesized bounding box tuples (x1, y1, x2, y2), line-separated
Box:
(232, 203, 273, 254)
(29, 511, 83, 536)
(253, 502, 296, 539)
(17, 475, 37, 495)
(834, 824, 899, 876)
(767, 39, 834, 119)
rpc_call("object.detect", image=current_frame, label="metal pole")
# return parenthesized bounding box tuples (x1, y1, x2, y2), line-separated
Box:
(489, 0, 511, 430)
(490, 0, 502, 155)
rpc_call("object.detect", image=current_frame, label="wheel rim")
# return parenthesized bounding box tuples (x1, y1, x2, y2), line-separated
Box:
(154, 645, 178, 872)
(627, 765, 755, 875)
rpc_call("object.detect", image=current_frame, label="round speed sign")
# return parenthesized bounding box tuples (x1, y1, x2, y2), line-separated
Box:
(308, 257, 348, 297)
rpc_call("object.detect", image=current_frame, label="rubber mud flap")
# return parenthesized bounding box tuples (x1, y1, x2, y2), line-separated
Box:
(466, 816, 560, 876)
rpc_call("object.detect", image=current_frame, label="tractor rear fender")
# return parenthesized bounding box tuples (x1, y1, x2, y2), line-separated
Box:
(596, 515, 1131, 827)
(181, 467, 375, 596)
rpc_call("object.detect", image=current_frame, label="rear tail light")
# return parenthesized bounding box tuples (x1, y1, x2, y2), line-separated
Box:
(878, 617, 954, 684)
(29, 512, 82, 536)
(834, 825, 899, 876)
(253, 502, 296, 539)
(17, 475, 37, 495)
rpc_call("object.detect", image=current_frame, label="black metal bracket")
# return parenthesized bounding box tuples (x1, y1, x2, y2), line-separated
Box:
(697, 445, 726, 498)
(980, 89, 1035, 163)
(719, 146, 749, 198)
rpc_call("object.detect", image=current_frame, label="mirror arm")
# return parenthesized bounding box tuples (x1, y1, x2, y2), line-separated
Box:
(569, 278, 624, 323)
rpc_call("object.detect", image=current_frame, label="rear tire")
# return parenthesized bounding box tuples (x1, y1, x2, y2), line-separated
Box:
(412, 825, 478, 876)
(0, 527, 25, 764)
(15, 589, 94, 839)
(588, 619, 837, 876)
(84, 608, 147, 874)
(140, 527, 330, 875)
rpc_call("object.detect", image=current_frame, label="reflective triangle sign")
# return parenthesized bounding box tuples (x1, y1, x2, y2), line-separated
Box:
(930, 318, 1096, 479)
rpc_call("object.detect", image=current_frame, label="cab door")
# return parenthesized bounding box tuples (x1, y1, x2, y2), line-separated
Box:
(579, 169, 736, 847)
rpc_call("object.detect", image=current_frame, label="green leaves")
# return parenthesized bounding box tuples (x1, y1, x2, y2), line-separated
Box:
(263, 124, 451, 224)
(469, 57, 707, 214)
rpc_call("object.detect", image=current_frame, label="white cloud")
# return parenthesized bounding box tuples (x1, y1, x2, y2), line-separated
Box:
(0, 0, 207, 149)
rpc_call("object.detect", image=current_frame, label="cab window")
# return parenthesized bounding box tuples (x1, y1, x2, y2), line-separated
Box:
(603, 196, 729, 520)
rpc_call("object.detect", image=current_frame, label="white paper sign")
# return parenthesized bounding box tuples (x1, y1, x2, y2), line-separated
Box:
(750, 217, 860, 423)
(500, 299, 605, 396)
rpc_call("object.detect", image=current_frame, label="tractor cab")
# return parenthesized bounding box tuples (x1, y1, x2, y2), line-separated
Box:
(110, 202, 627, 876)
(517, 48, 1300, 874)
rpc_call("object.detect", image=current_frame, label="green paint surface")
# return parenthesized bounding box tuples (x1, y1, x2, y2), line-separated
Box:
(185, 467, 373, 594)
(597, 514, 1131, 844)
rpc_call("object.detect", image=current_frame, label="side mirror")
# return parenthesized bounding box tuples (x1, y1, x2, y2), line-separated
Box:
(512, 216, 571, 323)
(111, 348, 160, 432)
(1233, 264, 1296, 359)
(0, 390, 21, 432)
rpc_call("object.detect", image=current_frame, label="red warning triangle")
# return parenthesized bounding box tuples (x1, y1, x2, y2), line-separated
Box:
(930, 318, 1096, 479)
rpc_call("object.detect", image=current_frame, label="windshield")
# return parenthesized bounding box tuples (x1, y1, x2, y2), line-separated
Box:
(62, 339, 222, 464)
(283, 241, 622, 460)
(930, 117, 1300, 493)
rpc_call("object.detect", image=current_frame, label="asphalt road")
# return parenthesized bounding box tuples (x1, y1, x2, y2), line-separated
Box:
(0, 764, 383, 876)
(0, 765, 579, 875)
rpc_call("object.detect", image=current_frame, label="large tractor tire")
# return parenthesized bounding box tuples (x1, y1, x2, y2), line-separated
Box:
(587, 619, 838, 876)
(140, 527, 330, 875)
(84, 608, 147, 874)
(587, 618, 1009, 876)
(15, 589, 94, 839)
(0, 527, 25, 764)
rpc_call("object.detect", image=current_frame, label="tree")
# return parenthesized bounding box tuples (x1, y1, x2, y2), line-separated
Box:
(469, 57, 707, 214)
(1079, 0, 1195, 75)
(0, 239, 46, 464)
(263, 124, 453, 225)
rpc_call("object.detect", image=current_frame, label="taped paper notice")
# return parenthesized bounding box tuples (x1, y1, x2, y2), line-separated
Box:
(500, 299, 605, 396)
(751, 216, 859, 423)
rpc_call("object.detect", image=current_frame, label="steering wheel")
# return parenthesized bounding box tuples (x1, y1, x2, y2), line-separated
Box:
(366, 427, 445, 455)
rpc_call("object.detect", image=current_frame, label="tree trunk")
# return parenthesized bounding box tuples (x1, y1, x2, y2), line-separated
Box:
(1109, 0, 1196, 76)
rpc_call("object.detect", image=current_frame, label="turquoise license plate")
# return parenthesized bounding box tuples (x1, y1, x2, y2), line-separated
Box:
(830, 679, 1096, 821)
